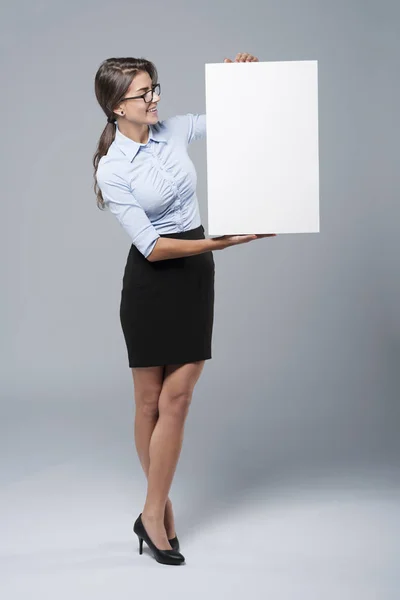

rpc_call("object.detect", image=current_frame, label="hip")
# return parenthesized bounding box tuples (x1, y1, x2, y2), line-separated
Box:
(122, 224, 215, 290)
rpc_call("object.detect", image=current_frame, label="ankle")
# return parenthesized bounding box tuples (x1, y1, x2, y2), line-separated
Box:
(142, 507, 165, 522)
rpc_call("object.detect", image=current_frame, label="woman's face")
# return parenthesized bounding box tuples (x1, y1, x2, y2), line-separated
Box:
(117, 71, 160, 124)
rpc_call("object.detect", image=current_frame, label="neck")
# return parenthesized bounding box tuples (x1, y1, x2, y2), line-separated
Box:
(117, 121, 150, 144)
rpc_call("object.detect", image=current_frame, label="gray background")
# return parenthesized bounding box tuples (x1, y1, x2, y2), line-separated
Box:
(1, 0, 399, 597)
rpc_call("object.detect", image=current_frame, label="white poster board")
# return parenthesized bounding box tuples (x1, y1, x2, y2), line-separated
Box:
(204, 60, 320, 235)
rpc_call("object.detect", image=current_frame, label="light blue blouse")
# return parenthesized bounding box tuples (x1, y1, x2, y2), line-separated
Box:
(96, 113, 207, 258)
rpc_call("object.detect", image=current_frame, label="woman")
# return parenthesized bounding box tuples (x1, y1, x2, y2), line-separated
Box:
(92, 52, 276, 565)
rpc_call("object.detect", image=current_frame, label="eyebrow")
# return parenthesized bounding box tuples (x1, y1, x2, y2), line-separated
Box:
(135, 86, 151, 92)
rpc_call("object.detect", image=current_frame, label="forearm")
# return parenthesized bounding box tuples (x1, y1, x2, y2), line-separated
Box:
(147, 236, 222, 262)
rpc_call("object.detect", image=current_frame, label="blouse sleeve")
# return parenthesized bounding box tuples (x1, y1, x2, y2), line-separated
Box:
(160, 112, 207, 145)
(186, 113, 207, 144)
(96, 170, 160, 259)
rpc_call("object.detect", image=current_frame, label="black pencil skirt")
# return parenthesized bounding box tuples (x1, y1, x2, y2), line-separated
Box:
(119, 224, 215, 368)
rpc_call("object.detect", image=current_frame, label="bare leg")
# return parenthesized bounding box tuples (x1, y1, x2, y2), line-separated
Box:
(131, 366, 176, 539)
(141, 360, 206, 549)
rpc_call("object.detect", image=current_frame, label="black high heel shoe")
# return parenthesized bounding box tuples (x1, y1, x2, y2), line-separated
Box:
(133, 513, 185, 565)
(134, 524, 180, 550)
(169, 535, 180, 552)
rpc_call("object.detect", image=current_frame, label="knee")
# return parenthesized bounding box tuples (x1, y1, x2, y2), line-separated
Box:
(136, 389, 162, 419)
(159, 392, 192, 420)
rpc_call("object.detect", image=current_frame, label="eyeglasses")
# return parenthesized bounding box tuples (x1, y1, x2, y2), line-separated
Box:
(120, 83, 161, 104)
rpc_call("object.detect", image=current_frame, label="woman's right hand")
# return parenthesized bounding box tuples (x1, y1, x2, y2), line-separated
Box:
(211, 233, 277, 250)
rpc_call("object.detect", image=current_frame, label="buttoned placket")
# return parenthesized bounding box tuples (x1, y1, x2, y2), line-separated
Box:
(149, 143, 184, 232)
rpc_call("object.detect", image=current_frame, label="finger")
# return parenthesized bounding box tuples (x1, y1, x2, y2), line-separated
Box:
(224, 58, 233, 63)
(238, 53, 258, 62)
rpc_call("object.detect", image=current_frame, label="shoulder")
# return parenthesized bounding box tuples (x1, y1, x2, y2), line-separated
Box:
(156, 113, 206, 143)
(96, 147, 128, 184)
(96, 156, 129, 193)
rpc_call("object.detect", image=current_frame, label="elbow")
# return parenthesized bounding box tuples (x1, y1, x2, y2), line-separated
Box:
(146, 240, 158, 262)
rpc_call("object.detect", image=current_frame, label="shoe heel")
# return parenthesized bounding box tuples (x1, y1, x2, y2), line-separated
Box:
(133, 513, 185, 565)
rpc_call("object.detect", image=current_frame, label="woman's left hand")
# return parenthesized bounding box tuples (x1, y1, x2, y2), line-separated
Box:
(224, 53, 259, 63)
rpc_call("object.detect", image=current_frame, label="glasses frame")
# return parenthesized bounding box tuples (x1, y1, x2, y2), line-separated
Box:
(120, 83, 161, 104)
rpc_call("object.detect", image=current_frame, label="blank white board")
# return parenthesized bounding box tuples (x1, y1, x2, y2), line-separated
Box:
(204, 60, 320, 235)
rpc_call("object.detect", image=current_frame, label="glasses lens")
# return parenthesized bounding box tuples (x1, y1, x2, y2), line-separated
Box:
(144, 84, 160, 103)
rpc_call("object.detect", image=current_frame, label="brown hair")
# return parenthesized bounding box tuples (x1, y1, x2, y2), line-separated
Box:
(92, 57, 158, 209)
